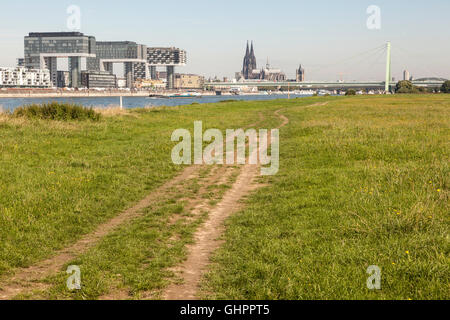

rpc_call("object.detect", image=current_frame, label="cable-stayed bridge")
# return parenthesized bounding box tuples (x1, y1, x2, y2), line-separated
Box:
(205, 42, 447, 92)
(204, 80, 444, 91)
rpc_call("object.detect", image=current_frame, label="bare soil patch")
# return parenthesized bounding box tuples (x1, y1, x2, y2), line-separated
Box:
(162, 108, 290, 300)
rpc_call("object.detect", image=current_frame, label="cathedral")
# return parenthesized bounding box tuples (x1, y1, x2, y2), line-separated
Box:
(239, 41, 286, 81)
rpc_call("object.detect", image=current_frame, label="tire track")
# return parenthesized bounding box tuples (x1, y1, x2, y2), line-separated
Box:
(0, 166, 201, 300)
(0, 111, 267, 300)
(163, 108, 290, 300)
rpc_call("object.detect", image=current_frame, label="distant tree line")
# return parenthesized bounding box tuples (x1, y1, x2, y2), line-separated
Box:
(395, 80, 449, 94)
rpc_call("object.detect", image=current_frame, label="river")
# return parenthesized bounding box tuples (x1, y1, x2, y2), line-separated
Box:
(0, 94, 314, 112)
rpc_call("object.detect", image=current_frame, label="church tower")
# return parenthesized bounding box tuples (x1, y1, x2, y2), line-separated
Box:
(242, 41, 257, 79)
(296, 64, 305, 82)
(249, 41, 257, 72)
(242, 41, 250, 79)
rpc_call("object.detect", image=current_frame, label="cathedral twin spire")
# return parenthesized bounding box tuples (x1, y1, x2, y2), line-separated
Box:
(242, 41, 257, 79)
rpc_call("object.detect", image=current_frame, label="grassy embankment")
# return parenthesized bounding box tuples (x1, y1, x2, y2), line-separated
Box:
(0, 99, 284, 299)
(202, 94, 449, 300)
(0, 95, 448, 299)
(0, 101, 275, 271)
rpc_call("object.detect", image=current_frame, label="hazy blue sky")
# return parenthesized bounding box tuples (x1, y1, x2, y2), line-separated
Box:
(1, 0, 449, 81)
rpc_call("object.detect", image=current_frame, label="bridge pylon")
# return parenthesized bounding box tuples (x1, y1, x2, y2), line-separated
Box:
(385, 41, 392, 93)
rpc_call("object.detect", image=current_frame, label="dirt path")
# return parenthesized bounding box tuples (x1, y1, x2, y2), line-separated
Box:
(99, 165, 238, 301)
(162, 164, 260, 300)
(0, 111, 267, 300)
(0, 103, 326, 300)
(0, 166, 204, 300)
(163, 108, 290, 300)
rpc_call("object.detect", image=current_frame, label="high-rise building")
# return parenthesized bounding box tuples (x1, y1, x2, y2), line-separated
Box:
(403, 70, 411, 81)
(92, 41, 147, 88)
(24, 32, 187, 89)
(24, 32, 96, 88)
(296, 64, 305, 82)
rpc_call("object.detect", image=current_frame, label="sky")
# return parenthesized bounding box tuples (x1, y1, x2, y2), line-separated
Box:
(1, 0, 449, 81)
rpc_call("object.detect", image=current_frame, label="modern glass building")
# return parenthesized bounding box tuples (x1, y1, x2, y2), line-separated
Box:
(92, 41, 147, 88)
(81, 71, 117, 89)
(24, 32, 187, 89)
(95, 41, 146, 60)
(24, 32, 96, 88)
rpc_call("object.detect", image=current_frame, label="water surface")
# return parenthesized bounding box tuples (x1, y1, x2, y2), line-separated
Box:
(0, 94, 313, 111)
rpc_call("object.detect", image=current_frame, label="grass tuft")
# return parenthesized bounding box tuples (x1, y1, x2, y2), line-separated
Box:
(13, 102, 101, 121)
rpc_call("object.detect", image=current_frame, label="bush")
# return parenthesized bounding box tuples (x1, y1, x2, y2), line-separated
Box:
(395, 80, 420, 94)
(13, 102, 101, 121)
(417, 87, 430, 93)
(441, 80, 450, 93)
(345, 89, 356, 96)
(397, 87, 416, 94)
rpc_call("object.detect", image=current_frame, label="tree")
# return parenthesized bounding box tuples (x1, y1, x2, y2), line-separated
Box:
(395, 80, 419, 93)
(345, 89, 356, 96)
(441, 80, 450, 93)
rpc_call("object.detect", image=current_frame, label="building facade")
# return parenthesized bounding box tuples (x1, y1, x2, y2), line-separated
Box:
(16, 58, 25, 67)
(81, 71, 117, 89)
(133, 62, 149, 81)
(85, 41, 148, 88)
(0, 67, 51, 87)
(174, 74, 204, 89)
(147, 47, 187, 66)
(146, 47, 187, 89)
(255, 60, 286, 81)
(57, 71, 70, 88)
(135, 79, 166, 89)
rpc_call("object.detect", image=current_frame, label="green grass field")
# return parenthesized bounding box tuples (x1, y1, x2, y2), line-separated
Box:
(201, 95, 449, 300)
(0, 95, 448, 300)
